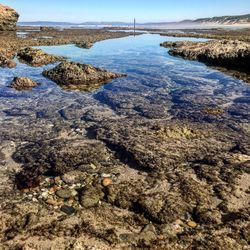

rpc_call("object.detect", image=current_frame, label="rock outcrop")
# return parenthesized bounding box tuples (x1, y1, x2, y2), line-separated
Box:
(10, 77, 38, 90)
(0, 4, 19, 31)
(43, 61, 127, 91)
(17, 47, 64, 67)
(161, 40, 250, 72)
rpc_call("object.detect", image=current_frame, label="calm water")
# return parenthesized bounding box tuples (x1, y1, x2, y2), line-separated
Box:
(0, 34, 249, 126)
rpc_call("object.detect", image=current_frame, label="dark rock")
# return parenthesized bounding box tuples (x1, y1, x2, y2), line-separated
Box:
(60, 205, 76, 215)
(42, 61, 126, 91)
(17, 47, 64, 67)
(0, 4, 19, 31)
(10, 77, 38, 90)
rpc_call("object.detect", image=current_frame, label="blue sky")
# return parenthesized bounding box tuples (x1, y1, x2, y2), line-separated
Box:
(2, 0, 250, 22)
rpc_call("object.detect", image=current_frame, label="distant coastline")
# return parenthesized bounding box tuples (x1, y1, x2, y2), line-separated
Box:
(18, 13, 250, 28)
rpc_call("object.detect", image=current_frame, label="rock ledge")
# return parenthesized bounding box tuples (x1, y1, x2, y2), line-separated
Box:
(161, 39, 250, 73)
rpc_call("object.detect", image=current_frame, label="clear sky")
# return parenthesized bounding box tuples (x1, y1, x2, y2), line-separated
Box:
(2, 0, 250, 23)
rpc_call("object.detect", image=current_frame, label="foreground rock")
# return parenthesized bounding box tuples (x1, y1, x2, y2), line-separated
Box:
(0, 4, 19, 31)
(43, 61, 127, 91)
(161, 40, 250, 74)
(17, 47, 64, 67)
(10, 77, 38, 90)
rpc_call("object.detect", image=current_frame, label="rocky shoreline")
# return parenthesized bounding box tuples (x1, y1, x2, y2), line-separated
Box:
(0, 4, 250, 250)
(0, 28, 136, 69)
(1, 116, 249, 249)
(161, 39, 250, 83)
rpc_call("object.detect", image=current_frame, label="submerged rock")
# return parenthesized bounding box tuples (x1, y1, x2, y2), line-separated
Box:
(161, 40, 250, 73)
(42, 61, 127, 91)
(17, 47, 64, 67)
(75, 41, 94, 49)
(79, 185, 104, 208)
(0, 4, 19, 31)
(10, 77, 38, 90)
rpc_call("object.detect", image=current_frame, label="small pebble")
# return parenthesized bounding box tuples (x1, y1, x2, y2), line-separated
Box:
(102, 173, 111, 178)
(56, 189, 72, 199)
(54, 176, 62, 184)
(90, 163, 97, 169)
(50, 186, 60, 193)
(102, 178, 113, 187)
(41, 192, 49, 199)
(46, 199, 58, 206)
(187, 221, 197, 229)
(60, 205, 76, 215)
(71, 190, 78, 196)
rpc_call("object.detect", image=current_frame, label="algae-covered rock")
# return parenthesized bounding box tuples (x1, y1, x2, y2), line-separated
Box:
(43, 61, 126, 91)
(17, 47, 64, 67)
(10, 77, 38, 90)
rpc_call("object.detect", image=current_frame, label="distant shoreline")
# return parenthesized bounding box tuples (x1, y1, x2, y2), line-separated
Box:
(18, 23, 250, 29)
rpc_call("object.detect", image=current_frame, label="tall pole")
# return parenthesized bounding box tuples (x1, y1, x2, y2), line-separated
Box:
(134, 18, 136, 36)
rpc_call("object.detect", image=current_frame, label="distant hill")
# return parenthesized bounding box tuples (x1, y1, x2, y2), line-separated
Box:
(18, 14, 250, 27)
(143, 14, 250, 26)
(194, 14, 250, 25)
